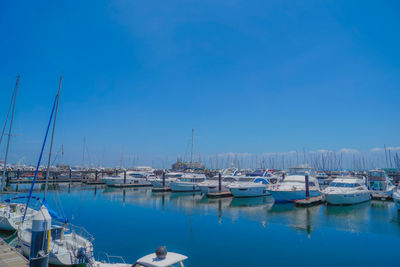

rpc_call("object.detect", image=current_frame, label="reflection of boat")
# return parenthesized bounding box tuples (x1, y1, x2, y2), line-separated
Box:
(170, 173, 206, 192)
(324, 177, 371, 205)
(230, 195, 274, 208)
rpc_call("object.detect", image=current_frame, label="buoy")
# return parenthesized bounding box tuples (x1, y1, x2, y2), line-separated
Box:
(155, 246, 168, 259)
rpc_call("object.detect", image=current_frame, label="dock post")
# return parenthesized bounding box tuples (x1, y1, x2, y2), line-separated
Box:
(218, 173, 222, 192)
(69, 168, 72, 179)
(30, 206, 52, 267)
(162, 171, 166, 187)
(124, 171, 127, 185)
(95, 170, 98, 181)
(305, 173, 310, 199)
(282, 172, 285, 181)
(17, 169, 20, 179)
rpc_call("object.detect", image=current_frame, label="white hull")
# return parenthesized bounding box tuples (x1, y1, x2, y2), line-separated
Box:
(149, 179, 176, 188)
(230, 186, 270, 198)
(170, 182, 200, 192)
(103, 177, 151, 187)
(0, 216, 17, 231)
(19, 230, 94, 266)
(269, 190, 322, 203)
(393, 192, 400, 210)
(325, 192, 371, 205)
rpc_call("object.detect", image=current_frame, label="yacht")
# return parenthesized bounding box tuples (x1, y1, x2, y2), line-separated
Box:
(393, 187, 400, 210)
(149, 172, 183, 188)
(324, 177, 371, 205)
(170, 173, 206, 192)
(367, 169, 395, 197)
(103, 170, 152, 187)
(18, 207, 94, 266)
(267, 166, 322, 203)
(198, 169, 238, 194)
(228, 177, 270, 198)
(0, 202, 36, 231)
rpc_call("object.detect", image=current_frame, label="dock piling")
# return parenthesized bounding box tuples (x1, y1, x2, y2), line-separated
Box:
(218, 173, 222, 192)
(30, 206, 51, 267)
(305, 173, 310, 199)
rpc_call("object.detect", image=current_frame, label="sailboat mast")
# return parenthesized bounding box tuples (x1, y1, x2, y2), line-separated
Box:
(44, 76, 62, 198)
(1, 76, 20, 192)
(190, 128, 194, 168)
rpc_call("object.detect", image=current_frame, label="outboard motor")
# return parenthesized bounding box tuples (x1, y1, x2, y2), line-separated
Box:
(77, 247, 94, 266)
(155, 246, 168, 260)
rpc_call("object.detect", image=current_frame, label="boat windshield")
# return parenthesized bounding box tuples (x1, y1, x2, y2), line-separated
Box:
(368, 171, 385, 177)
(330, 182, 360, 188)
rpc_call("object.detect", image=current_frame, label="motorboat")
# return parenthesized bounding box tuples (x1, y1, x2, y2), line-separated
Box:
(324, 177, 371, 205)
(367, 169, 395, 197)
(103, 171, 152, 187)
(149, 172, 183, 188)
(228, 177, 270, 198)
(198, 170, 238, 194)
(134, 247, 188, 267)
(170, 173, 206, 192)
(393, 186, 400, 210)
(268, 165, 322, 203)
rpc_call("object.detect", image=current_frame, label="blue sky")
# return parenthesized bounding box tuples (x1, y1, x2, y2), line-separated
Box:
(0, 0, 399, 167)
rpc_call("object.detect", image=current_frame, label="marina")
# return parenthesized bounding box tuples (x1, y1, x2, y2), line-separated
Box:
(2, 183, 400, 266)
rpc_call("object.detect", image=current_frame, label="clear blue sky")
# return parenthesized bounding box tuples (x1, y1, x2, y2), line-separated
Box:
(0, 0, 399, 167)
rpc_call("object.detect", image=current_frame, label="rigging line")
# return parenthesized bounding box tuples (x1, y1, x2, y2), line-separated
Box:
(45, 76, 62, 199)
(0, 85, 15, 146)
(22, 93, 57, 223)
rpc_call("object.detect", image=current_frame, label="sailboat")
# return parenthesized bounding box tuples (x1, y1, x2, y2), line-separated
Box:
(16, 77, 96, 266)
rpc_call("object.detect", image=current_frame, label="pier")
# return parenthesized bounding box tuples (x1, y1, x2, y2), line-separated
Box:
(0, 238, 28, 267)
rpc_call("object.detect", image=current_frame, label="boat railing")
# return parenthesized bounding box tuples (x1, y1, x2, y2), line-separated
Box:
(60, 222, 95, 243)
(97, 251, 127, 264)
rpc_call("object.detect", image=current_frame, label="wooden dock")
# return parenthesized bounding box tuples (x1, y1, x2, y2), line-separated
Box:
(295, 196, 324, 207)
(0, 238, 28, 267)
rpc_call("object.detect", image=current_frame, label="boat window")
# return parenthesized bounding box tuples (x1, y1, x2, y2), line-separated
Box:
(309, 182, 315, 186)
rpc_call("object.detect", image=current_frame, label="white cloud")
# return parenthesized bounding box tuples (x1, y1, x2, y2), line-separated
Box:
(371, 146, 400, 152)
(338, 148, 359, 154)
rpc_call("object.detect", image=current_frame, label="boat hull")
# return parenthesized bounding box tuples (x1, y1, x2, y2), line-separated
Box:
(0, 216, 17, 231)
(393, 192, 400, 210)
(230, 186, 270, 198)
(269, 190, 322, 203)
(103, 178, 151, 187)
(170, 182, 200, 192)
(325, 192, 371, 205)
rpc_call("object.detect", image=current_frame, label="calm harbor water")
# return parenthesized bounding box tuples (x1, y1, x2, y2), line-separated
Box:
(5, 183, 400, 266)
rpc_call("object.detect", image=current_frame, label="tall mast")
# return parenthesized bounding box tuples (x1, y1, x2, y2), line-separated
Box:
(1, 76, 20, 192)
(44, 76, 62, 199)
(82, 136, 86, 167)
(190, 128, 194, 168)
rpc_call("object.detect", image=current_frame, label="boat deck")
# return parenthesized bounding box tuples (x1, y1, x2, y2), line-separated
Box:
(0, 238, 28, 267)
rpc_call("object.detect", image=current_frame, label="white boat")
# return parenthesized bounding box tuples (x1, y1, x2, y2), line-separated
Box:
(228, 177, 270, 198)
(149, 172, 183, 188)
(95, 247, 187, 267)
(393, 185, 400, 210)
(170, 173, 206, 192)
(198, 174, 238, 194)
(367, 169, 395, 197)
(324, 177, 371, 205)
(134, 247, 188, 267)
(103, 171, 152, 187)
(0, 202, 36, 231)
(18, 217, 95, 266)
(268, 166, 322, 203)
